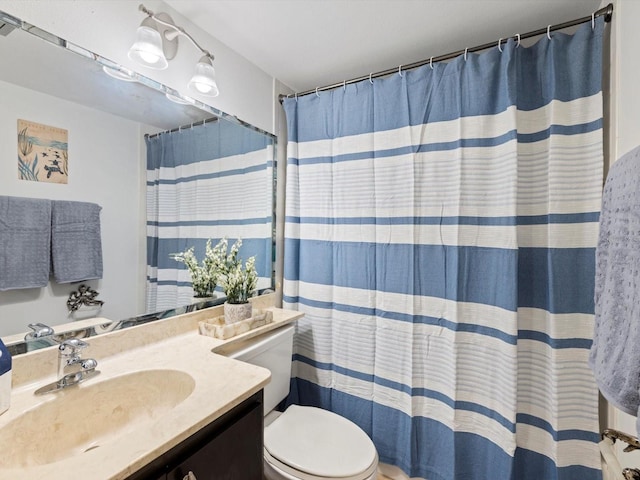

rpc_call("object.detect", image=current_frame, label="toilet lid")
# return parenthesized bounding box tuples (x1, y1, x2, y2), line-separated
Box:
(264, 405, 377, 478)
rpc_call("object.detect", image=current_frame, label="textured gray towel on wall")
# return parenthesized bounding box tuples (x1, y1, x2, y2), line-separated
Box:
(589, 145, 640, 430)
(0, 196, 52, 291)
(51, 200, 103, 283)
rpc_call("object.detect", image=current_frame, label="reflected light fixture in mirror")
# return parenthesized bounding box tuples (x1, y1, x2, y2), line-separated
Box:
(102, 66, 137, 82)
(165, 92, 192, 105)
(128, 4, 219, 97)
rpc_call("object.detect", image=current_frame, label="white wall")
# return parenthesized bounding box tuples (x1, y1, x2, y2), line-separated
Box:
(0, 79, 148, 336)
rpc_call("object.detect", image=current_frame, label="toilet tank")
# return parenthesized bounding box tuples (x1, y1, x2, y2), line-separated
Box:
(218, 325, 294, 415)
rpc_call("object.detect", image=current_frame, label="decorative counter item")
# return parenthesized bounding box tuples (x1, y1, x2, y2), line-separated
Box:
(224, 302, 253, 323)
(199, 310, 273, 340)
(215, 238, 258, 323)
(170, 239, 223, 299)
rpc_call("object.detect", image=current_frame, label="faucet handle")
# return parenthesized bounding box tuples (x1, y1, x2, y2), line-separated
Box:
(59, 338, 89, 355)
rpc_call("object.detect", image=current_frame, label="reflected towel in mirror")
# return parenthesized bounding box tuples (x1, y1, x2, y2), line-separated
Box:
(51, 200, 103, 283)
(0, 195, 51, 291)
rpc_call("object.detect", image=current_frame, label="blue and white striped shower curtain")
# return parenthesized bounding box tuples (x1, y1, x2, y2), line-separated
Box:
(146, 119, 274, 312)
(283, 18, 604, 480)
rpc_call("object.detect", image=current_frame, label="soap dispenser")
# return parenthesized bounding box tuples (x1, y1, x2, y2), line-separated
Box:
(0, 338, 11, 416)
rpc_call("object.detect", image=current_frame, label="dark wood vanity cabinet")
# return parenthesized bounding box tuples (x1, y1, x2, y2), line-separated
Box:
(128, 391, 264, 480)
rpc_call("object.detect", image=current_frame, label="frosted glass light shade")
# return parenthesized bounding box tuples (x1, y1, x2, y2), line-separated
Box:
(188, 57, 219, 97)
(102, 66, 137, 82)
(165, 92, 191, 105)
(128, 24, 168, 70)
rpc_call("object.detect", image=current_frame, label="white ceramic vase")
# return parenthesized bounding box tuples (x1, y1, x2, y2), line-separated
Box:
(192, 294, 215, 304)
(224, 302, 252, 324)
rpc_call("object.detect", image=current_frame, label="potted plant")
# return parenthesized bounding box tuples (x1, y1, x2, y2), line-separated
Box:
(215, 238, 258, 323)
(170, 239, 222, 302)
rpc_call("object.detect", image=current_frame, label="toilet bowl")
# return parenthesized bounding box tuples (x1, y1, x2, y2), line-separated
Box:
(221, 324, 379, 480)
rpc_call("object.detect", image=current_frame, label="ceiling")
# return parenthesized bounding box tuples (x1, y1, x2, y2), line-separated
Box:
(165, 0, 605, 93)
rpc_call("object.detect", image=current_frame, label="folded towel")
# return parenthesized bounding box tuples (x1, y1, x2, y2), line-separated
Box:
(0, 196, 51, 291)
(589, 145, 640, 422)
(51, 200, 103, 283)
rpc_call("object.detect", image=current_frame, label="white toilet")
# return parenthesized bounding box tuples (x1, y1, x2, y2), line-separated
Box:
(221, 325, 379, 480)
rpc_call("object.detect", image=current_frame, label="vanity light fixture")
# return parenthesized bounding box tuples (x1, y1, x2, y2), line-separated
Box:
(128, 4, 219, 97)
(188, 55, 220, 97)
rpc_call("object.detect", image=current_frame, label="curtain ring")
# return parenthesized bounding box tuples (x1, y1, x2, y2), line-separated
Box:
(464, 48, 468, 61)
(429, 56, 434, 69)
(295, 93, 298, 102)
(178, 125, 182, 133)
(398, 65, 403, 77)
(516, 33, 521, 48)
(369, 73, 374, 84)
(315, 87, 320, 98)
(190, 122, 194, 130)
(343, 80, 346, 91)
(547, 25, 552, 40)
(498, 38, 503, 52)
(592, 12, 595, 30)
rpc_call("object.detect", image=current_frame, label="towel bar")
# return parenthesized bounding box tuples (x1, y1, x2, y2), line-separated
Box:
(603, 428, 640, 452)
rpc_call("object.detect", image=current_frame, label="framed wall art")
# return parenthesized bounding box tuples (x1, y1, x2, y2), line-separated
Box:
(17, 119, 68, 184)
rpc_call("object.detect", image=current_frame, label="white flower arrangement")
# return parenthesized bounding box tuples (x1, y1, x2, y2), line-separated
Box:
(170, 238, 257, 303)
(215, 238, 258, 304)
(170, 239, 225, 298)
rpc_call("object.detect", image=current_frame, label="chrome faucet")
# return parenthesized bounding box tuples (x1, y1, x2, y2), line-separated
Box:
(35, 338, 100, 395)
(24, 322, 54, 341)
(57, 338, 96, 379)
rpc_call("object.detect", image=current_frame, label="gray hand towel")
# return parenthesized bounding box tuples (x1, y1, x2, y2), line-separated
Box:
(0, 196, 52, 291)
(51, 200, 103, 283)
(589, 145, 640, 427)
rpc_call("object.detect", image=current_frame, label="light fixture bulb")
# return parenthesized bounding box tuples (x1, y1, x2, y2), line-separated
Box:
(128, 20, 168, 70)
(188, 56, 219, 97)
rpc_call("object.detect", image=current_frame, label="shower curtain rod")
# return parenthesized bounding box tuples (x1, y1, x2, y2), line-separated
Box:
(145, 116, 219, 139)
(278, 3, 613, 102)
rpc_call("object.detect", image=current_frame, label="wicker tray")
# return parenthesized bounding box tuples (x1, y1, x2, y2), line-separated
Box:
(198, 309, 273, 340)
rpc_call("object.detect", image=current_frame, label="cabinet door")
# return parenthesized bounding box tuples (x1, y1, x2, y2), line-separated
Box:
(167, 402, 263, 480)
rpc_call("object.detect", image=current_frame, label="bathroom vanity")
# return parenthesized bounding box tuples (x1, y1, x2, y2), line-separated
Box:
(129, 392, 264, 480)
(0, 296, 303, 479)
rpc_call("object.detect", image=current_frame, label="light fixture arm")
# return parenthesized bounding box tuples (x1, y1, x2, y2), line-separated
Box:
(138, 4, 214, 62)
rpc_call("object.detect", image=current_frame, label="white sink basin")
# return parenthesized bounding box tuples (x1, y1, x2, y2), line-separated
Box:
(0, 369, 195, 468)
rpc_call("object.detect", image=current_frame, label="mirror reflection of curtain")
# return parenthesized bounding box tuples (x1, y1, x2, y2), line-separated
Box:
(146, 119, 273, 312)
(283, 18, 604, 480)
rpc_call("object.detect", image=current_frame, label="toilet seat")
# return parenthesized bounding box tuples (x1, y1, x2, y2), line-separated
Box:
(264, 405, 378, 480)
(264, 448, 378, 480)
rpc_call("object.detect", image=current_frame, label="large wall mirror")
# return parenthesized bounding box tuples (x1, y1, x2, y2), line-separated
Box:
(0, 11, 276, 353)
